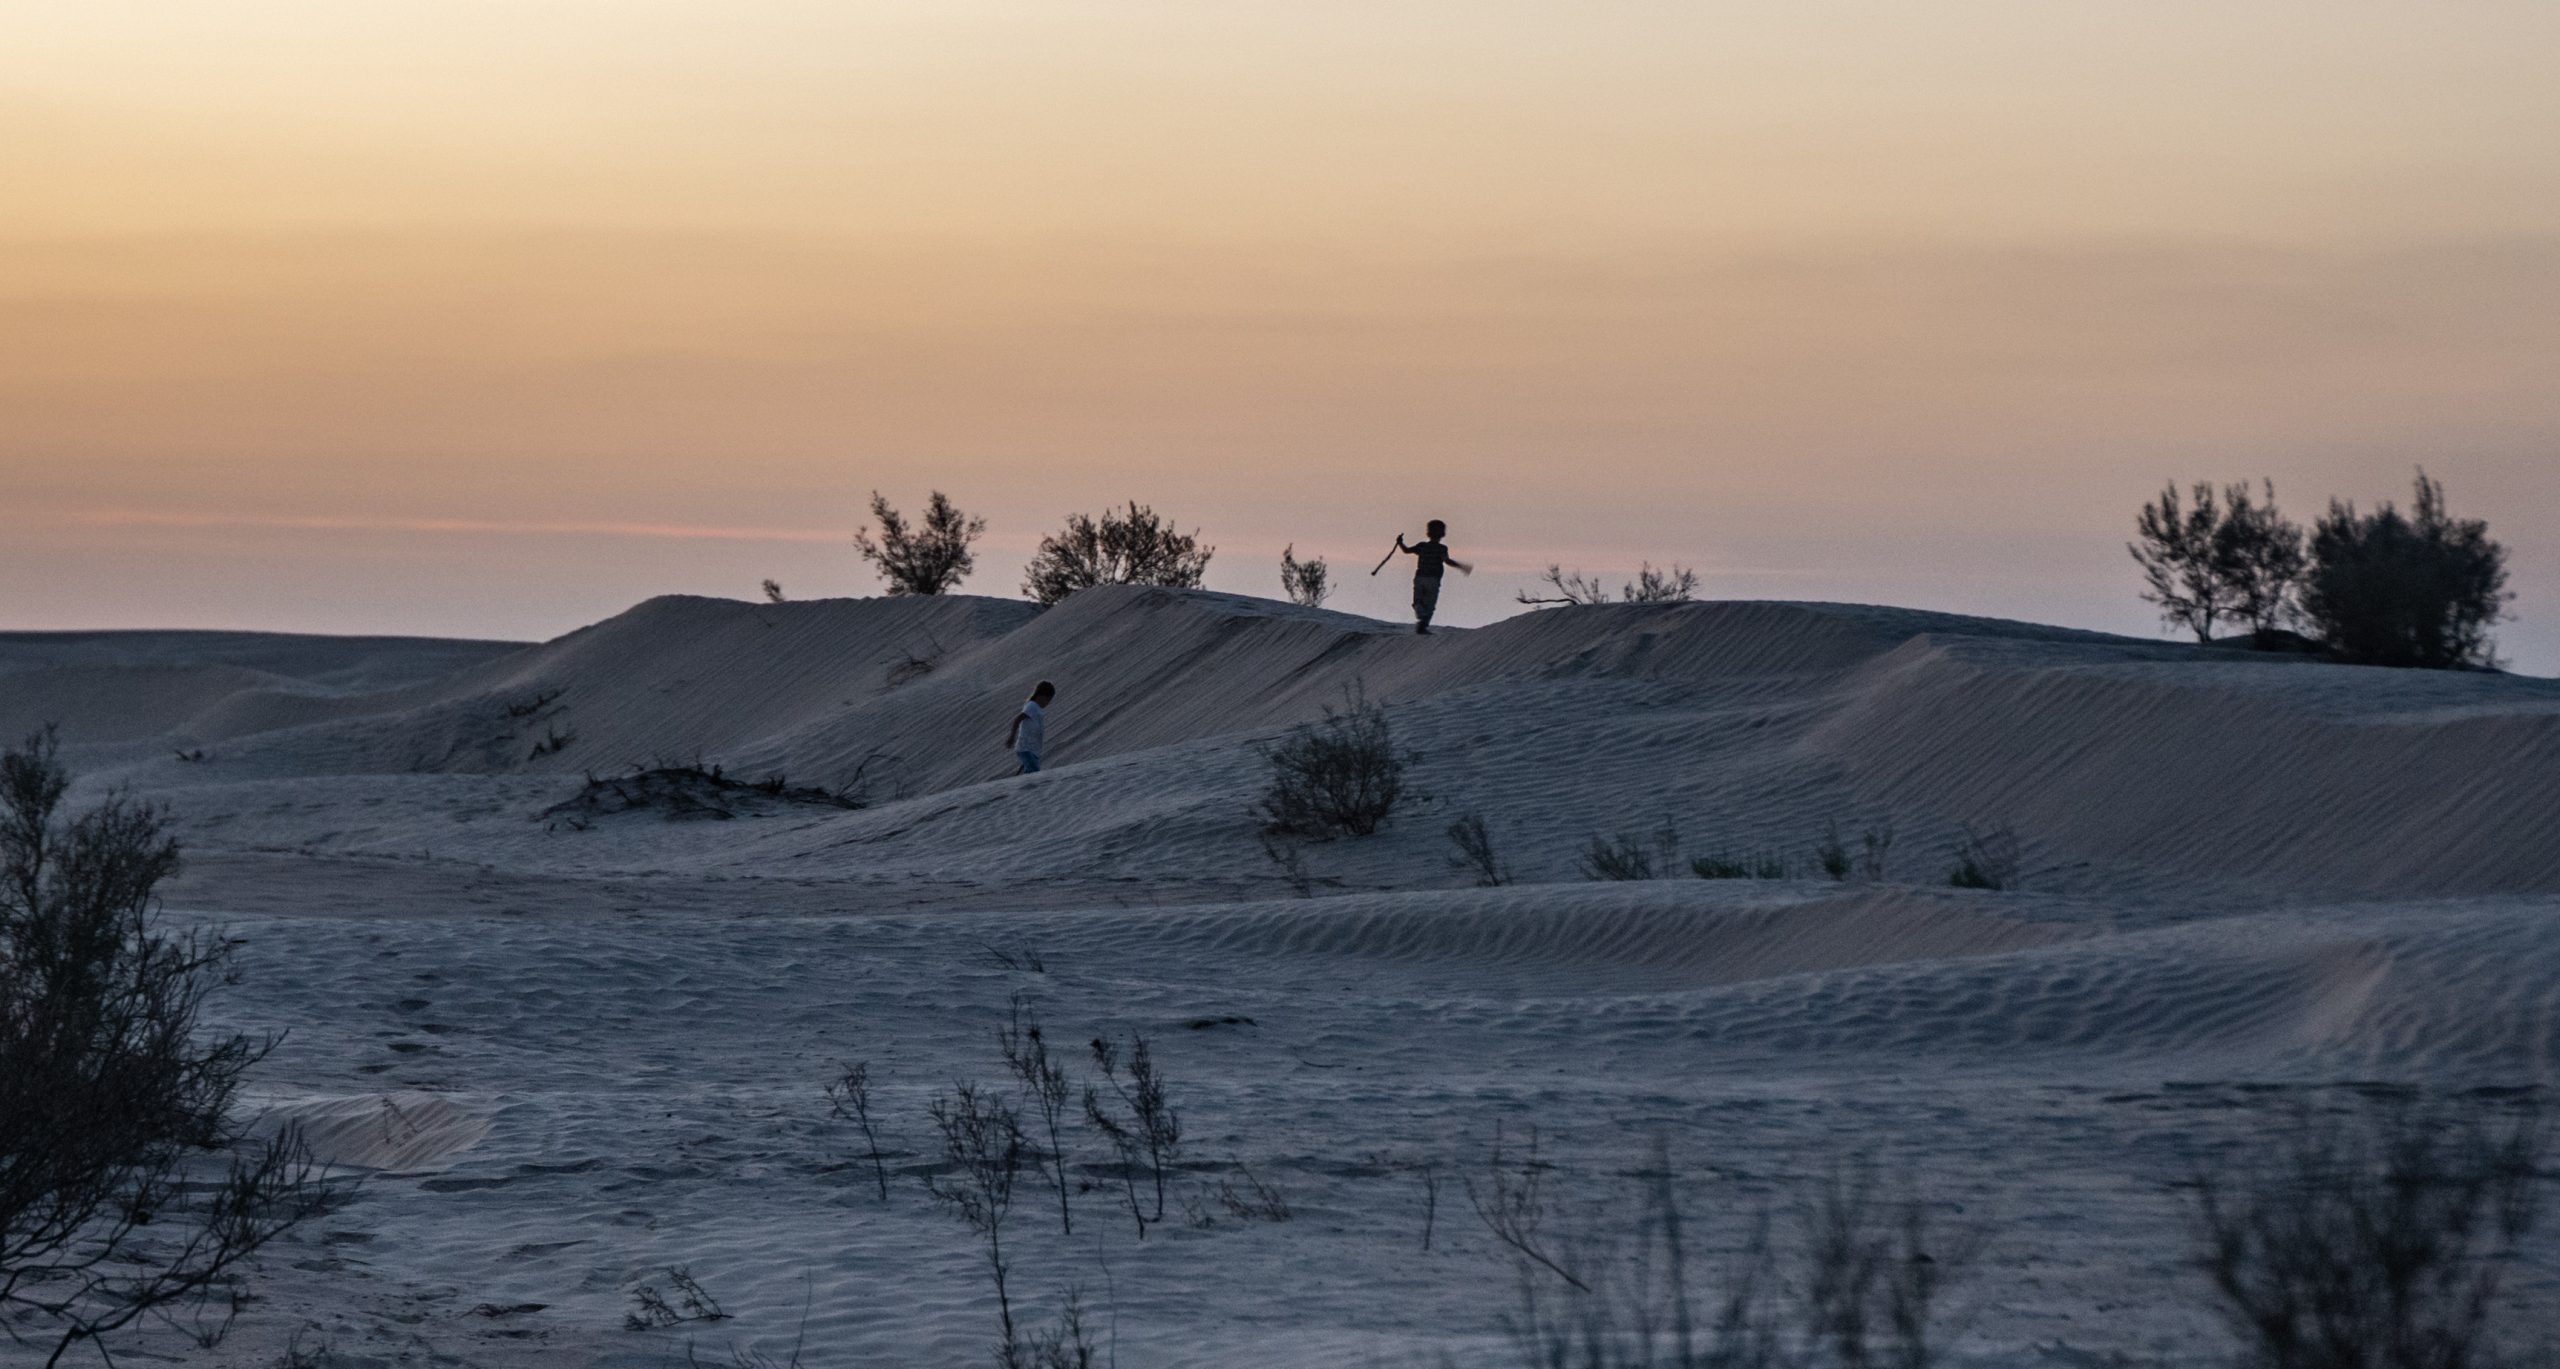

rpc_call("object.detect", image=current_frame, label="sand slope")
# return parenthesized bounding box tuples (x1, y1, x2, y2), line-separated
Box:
(6, 590, 2558, 1366)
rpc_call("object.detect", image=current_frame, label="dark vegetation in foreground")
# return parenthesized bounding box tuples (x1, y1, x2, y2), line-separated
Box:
(1, 730, 333, 1366)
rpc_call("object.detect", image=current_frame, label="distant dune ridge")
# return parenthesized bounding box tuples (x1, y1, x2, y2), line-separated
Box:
(7, 589, 2560, 1365)
(8, 587, 2555, 900)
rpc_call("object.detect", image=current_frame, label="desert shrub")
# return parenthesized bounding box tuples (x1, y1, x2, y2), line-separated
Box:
(541, 765, 867, 825)
(1258, 836, 1316, 898)
(1692, 851, 1789, 880)
(1945, 825, 2021, 890)
(1491, 1137, 1982, 1369)
(1519, 563, 1699, 607)
(1447, 813, 1512, 887)
(625, 1266, 729, 1330)
(1084, 1033, 1180, 1239)
(1, 727, 330, 1362)
(927, 1082, 1028, 1360)
(1579, 834, 1657, 882)
(857, 489, 985, 596)
(1021, 502, 1213, 606)
(1813, 823, 1853, 882)
(824, 1061, 890, 1202)
(999, 994, 1076, 1236)
(2191, 1099, 2546, 1369)
(760, 578, 785, 604)
(1256, 686, 1413, 839)
(1280, 544, 1332, 608)
(2300, 470, 2511, 669)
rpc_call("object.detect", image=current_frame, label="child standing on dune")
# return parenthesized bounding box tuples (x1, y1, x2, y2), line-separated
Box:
(1007, 681, 1055, 774)
(1394, 520, 1473, 635)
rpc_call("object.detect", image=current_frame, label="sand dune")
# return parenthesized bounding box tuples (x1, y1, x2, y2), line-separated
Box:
(7, 589, 2557, 1365)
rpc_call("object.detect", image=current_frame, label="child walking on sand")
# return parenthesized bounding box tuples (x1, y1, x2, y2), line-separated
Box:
(1007, 681, 1056, 774)
(1393, 520, 1473, 634)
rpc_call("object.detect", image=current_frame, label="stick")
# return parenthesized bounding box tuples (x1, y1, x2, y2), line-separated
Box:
(1370, 539, 1401, 576)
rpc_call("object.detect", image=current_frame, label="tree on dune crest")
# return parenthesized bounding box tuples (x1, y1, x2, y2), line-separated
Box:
(2301, 469, 2510, 670)
(857, 490, 986, 595)
(1021, 502, 1214, 606)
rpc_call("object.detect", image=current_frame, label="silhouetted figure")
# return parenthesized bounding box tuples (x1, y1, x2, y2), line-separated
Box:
(1394, 520, 1473, 634)
(1008, 681, 1056, 773)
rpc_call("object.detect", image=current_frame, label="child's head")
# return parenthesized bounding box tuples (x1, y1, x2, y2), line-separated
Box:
(1426, 519, 1447, 540)
(1032, 681, 1056, 703)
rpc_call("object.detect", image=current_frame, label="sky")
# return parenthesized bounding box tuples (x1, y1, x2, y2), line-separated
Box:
(6, 3, 2558, 670)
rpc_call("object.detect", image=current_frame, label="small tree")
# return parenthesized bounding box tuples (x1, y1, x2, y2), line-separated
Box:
(2213, 479, 2307, 644)
(1021, 502, 1213, 606)
(2131, 481, 2229, 642)
(1279, 544, 1331, 608)
(856, 490, 986, 596)
(2, 728, 330, 1362)
(2300, 470, 2511, 670)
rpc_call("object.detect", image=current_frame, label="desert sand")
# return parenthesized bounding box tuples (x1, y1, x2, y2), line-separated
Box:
(6, 587, 2557, 1366)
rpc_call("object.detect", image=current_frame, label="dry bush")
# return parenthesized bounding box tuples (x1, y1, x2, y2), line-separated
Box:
(1490, 1138, 1981, 1369)
(857, 489, 985, 596)
(1519, 563, 1699, 607)
(927, 1083, 1028, 1360)
(1280, 544, 1332, 608)
(1084, 1034, 1181, 1239)
(1447, 813, 1513, 887)
(1692, 852, 1789, 881)
(2, 727, 333, 1364)
(1256, 685, 1414, 839)
(1022, 502, 1213, 606)
(760, 578, 786, 604)
(2191, 1099, 2546, 1369)
(1579, 834, 1658, 882)
(1813, 823, 1853, 882)
(1944, 826, 2021, 891)
(625, 1266, 729, 1330)
(999, 994, 1077, 1236)
(824, 1061, 890, 1202)
(2301, 470, 2511, 669)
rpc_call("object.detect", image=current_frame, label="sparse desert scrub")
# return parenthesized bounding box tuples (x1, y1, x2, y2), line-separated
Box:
(999, 993, 1078, 1236)
(542, 764, 870, 825)
(1084, 1033, 1181, 1238)
(1446, 812, 1512, 887)
(1691, 851, 1789, 880)
(1259, 835, 1317, 898)
(625, 1265, 730, 1330)
(1280, 544, 1332, 608)
(1945, 825, 2021, 891)
(1022, 501, 1213, 606)
(761, 578, 786, 604)
(1579, 834, 1658, 882)
(1485, 1136, 1982, 1369)
(2190, 1099, 2547, 1369)
(857, 489, 986, 596)
(1255, 684, 1414, 839)
(927, 1082, 1030, 1361)
(1518, 563, 1700, 607)
(825, 1061, 892, 1201)
(1, 727, 332, 1364)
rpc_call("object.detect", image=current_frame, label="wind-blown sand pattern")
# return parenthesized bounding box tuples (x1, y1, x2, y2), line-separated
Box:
(6, 589, 2557, 1365)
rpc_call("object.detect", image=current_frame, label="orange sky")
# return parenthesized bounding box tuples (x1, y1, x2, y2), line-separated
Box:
(7, 3, 2558, 669)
